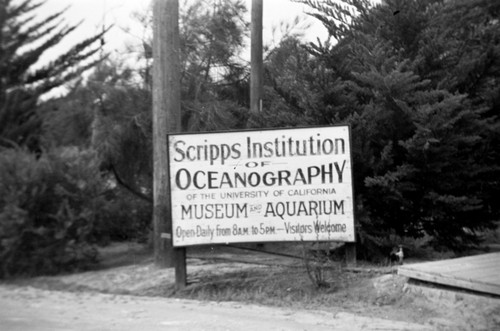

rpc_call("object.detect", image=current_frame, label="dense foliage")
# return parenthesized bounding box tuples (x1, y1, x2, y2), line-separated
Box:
(0, 146, 152, 278)
(271, 0, 500, 251)
(1, 0, 252, 277)
(0, 0, 111, 277)
(0, 148, 100, 277)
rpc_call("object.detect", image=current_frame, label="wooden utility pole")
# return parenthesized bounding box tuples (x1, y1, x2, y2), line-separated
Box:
(250, 0, 263, 114)
(152, 0, 186, 287)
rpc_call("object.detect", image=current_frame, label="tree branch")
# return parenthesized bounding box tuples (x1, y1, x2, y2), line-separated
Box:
(110, 163, 152, 203)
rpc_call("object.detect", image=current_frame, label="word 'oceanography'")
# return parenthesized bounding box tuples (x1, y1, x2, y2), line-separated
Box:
(174, 161, 346, 190)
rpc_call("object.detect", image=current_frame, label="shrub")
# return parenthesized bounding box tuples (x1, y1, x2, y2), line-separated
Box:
(91, 188, 152, 244)
(0, 148, 104, 278)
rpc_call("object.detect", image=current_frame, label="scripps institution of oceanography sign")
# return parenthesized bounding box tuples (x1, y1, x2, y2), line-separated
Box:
(168, 126, 355, 246)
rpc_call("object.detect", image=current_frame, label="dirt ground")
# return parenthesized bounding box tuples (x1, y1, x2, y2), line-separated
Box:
(0, 284, 436, 331)
(3, 243, 500, 331)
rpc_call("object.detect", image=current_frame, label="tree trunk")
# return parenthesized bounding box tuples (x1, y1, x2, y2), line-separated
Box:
(152, 0, 184, 274)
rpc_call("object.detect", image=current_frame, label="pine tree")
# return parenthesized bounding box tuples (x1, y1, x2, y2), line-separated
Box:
(296, 0, 500, 249)
(0, 0, 106, 150)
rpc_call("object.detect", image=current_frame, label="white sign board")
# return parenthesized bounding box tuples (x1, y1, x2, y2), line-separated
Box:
(168, 126, 355, 246)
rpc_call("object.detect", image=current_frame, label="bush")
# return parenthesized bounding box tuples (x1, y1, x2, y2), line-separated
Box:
(0, 148, 104, 278)
(91, 188, 152, 244)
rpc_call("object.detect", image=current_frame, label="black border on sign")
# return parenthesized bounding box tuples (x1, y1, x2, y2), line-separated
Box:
(166, 125, 357, 247)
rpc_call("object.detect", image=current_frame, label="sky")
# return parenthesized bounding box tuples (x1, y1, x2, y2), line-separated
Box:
(35, 0, 329, 65)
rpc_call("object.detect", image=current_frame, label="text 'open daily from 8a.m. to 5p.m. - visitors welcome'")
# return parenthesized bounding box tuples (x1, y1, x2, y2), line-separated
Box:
(168, 126, 355, 246)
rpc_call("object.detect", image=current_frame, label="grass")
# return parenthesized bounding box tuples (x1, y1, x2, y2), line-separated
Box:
(164, 263, 379, 309)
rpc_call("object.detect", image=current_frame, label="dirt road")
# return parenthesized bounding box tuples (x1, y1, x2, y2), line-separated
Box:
(0, 285, 431, 331)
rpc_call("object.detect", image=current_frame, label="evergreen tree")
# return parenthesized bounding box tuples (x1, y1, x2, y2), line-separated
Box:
(0, 0, 106, 150)
(292, 0, 500, 249)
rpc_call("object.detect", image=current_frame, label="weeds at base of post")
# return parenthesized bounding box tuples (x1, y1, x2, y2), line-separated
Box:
(300, 240, 343, 289)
